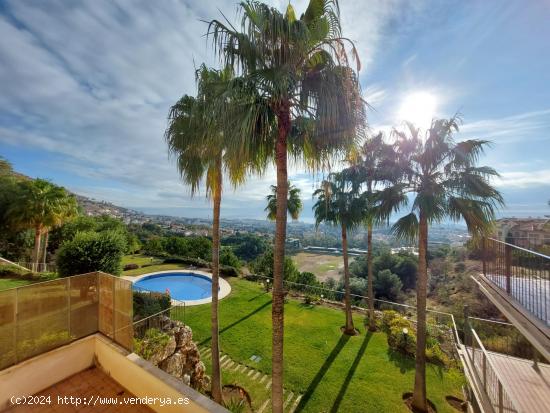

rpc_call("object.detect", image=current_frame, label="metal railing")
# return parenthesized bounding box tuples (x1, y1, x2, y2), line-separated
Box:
(248, 274, 461, 348)
(132, 305, 186, 339)
(464, 324, 519, 413)
(481, 237, 550, 326)
(132, 285, 187, 326)
(469, 316, 547, 362)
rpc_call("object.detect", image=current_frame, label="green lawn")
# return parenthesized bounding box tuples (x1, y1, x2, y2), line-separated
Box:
(121, 254, 189, 276)
(181, 278, 464, 413)
(0, 278, 33, 291)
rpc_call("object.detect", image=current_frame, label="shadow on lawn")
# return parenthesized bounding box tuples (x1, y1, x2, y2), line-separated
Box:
(295, 334, 351, 412)
(387, 348, 415, 374)
(198, 299, 272, 346)
(387, 349, 445, 379)
(329, 331, 373, 413)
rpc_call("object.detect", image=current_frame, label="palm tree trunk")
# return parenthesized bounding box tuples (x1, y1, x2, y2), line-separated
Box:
(210, 157, 223, 404)
(32, 225, 42, 272)
(341, 225, 355, 335)
(272, 104, 290, 413)
(412, 212, 428, 412)
(41, 230, 49, 271)
(367, 223, 376, 331)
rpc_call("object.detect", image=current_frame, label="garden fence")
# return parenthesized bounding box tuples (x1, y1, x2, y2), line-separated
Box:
(248, 274, 461, 349)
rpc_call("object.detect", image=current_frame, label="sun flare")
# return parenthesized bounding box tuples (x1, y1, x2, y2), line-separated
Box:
(398, 91, 437, 130)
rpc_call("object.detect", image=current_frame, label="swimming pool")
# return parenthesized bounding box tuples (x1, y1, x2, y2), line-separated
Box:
(133, 271, 231, 304)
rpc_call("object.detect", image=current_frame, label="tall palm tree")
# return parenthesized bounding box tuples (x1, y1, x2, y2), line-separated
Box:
(6, 179, 78, 271)
(208, 3, 364, 408)
(343, 132, 405, 331)
(313, 172, 367, 335)
(391, 117, 503, 412)
(265, 181, 303, 221)
(165, 65, 256, 404)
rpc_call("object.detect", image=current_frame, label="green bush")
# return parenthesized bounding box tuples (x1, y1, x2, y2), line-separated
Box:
(387, 316, 416, 356)
(0, 264, 57, 282)
(303, 293, 320, 305)
(220, 247, 242, 269)
(0, 264, 28, 277)
(219, 265, 240, 277)
(133, 328, 171, 360)
(163, 256, 209, 267)
(133, 290, 171, 320)
(380, 310, 400, 333)
(57, 230, 127, 277)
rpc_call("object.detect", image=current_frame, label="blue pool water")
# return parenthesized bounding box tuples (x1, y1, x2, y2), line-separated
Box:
(134, 272, 214, 301)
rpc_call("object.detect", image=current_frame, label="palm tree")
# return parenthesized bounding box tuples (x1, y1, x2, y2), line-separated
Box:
(165, 65, 256, 404)
(313, 172, 367, 335)
(391, 117, 503, 412)
(343, 132, 405, 331)
(265, 181, 303, 221)
(208, 3, 364, 408)
(6, 179, 78, 271)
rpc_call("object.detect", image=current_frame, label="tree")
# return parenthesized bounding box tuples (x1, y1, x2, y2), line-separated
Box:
(57, 230, 127, 276)
(313, 172, 366, 335)
(343, 131, 405, 331)
(6, 179, 78, 271)
(374, 269, 402, 301)
(265, 181, 303, 221)
(222, 233, 268, 262)
(251, 248, 299, 282)
(165, 65, 255, 403)
(391, 117, 503, 412)
(219, 247, 242, 269)
(208, 1, 364, 408)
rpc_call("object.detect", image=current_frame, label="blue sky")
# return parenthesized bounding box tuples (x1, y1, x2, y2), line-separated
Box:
(0, 0, 549, 222)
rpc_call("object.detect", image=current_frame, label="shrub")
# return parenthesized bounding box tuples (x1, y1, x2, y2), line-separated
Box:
(303, 294, 320, 305)
(123, 263, 139, 271)
(133, 290, 171, 320)
(387, 316, 416, 356)
(0, 264, 28, 277)
(219, 265, 240, 277)
(0, 264, 57, 282)
(220, 247, 242, 269)
(163, 256, 209, 267)
(133, 328, 171, 360)
(381, 310, 400, 333)
(57, 230, 127, 277)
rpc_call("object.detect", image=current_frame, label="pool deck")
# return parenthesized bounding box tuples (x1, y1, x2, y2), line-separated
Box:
(122, 269, 231, 306)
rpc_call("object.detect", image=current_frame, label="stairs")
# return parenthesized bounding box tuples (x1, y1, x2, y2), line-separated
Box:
(199, 346, 303, 412)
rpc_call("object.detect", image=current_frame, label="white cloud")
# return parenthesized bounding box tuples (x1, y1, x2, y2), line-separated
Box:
(460, 109, 550, 143)
(494, 169, 550, 189)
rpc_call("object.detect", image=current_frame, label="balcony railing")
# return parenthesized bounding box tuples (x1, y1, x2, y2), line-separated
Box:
(482, 238, 550, 326)
(0, 272, 133, 370)
(464, 324, 519, 413)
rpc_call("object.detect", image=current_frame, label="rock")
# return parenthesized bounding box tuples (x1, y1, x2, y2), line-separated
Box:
(160, 352, 185, 377)
(139, 318, 210, 391)
(148, 335, 176, 366)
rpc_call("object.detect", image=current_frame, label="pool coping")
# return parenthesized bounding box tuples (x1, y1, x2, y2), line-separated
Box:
(123, 269, 231, 306)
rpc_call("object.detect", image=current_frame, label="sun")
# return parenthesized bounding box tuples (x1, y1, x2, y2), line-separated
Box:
(398, 91, 437, 130)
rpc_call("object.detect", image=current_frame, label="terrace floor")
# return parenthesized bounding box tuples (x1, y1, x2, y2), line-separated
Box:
(4, 367, 153, 412)
(488, 351, 550, 413)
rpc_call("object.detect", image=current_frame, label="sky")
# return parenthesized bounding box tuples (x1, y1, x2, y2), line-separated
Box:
(0, 0, 549, 222)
